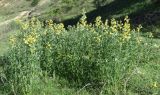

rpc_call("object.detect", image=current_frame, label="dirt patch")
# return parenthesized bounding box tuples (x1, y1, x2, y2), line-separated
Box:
(0, 0, 5, 7)
(0, 0, 11, 7)
(0, 11, 30, 27)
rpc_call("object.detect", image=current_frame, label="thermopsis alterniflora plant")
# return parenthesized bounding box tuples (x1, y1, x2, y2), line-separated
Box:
(3, 15, 159, 95)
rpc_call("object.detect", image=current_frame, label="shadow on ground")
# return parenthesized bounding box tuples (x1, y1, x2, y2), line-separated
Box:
(63, 0, 160, 36)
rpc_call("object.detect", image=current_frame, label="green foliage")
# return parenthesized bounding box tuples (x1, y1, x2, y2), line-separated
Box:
(26, 0, 40, 6)
(25, 0, 39, 6)
(31, 0, 40, 6)
(1, 16, 160, 94)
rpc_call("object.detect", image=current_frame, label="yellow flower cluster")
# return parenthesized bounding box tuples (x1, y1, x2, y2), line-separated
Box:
(123, 16, 131, 32)
(76, 15, 143, 44)
(78, 14, 87, 27)
(121, 16, 131, 41)
(95, 16, 103, 27)
(122, 32, 131, 41)
(44, 19, 65, 35)
(12, 15, 144, 53)
(110, 18, 118, 32)
(53, 23, 65, 35)
(9, 36, 16, 46)
(23, 33, 37, 47)
(29, 17, 38, 28)
(47, 19, 54, 27)
(22, 23, 29, 30)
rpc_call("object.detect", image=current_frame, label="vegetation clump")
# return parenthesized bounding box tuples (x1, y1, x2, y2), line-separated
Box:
(1, 15, 160, 95)
(26, 0, 40, 6)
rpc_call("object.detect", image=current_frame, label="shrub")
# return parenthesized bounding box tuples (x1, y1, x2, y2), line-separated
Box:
(31, 0, 40, 6)
(3, 15, 158, 94)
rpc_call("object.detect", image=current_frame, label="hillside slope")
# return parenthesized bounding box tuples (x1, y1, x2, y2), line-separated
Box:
(0, 0, 52, 55)
(0, 0, 160, 55)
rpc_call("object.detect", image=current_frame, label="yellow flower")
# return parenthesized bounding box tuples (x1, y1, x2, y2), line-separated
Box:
(124, 16, 130, 23)
(110, 18, 118, 32)
(117, 21, 123, 30)
(78, 14, 87, 26)
(30, 17, 37, 27)
(123, 16, 131, 33)
(53, 23, 65, 35)
(123, 22, 130, 33)
(48, 19, 53, 26)
(58, 23, 64, 30)
(22, 23, 29, 30)
(24, 35, 36, 47)
(9, 36, 16, 45)
(122, 31, 131, 41)
(95, 16, 102, 27)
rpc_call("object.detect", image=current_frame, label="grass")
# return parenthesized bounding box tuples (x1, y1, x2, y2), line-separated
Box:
(0, 0, 31, 21)
(0, 21, 19, 55)
(0, 39, 9, 56)
(0, 0, 33, 55)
